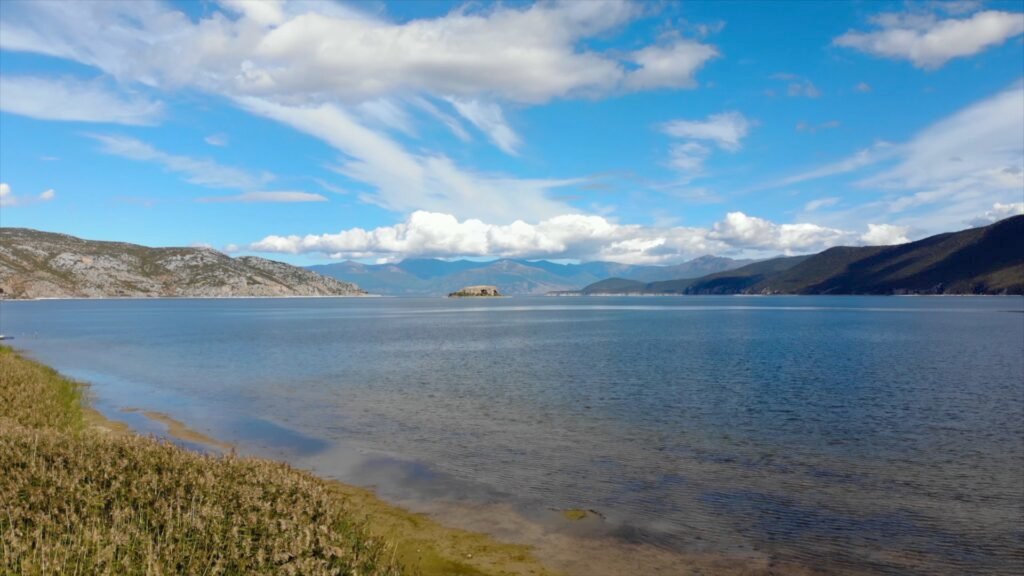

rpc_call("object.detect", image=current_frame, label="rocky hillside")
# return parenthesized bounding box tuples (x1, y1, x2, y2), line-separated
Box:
(0, 228, 365, 299)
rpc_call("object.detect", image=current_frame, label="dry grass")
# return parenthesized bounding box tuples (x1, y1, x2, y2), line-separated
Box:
(0, 346, 403, 575)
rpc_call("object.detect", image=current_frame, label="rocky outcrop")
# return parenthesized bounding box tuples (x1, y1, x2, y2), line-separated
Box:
(0, 228, 366, 299)
(447, 285, 502, 297)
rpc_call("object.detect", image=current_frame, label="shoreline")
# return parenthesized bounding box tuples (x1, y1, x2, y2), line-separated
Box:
(11, 346, 833, 576)
(87, 395, 823, 576)
(72, 381, 561, 576)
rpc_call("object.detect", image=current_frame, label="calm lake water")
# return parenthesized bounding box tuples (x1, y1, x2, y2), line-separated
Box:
(2, 296, 1022, 575)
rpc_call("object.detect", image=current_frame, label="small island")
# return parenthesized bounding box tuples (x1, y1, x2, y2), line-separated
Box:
(448, 285, 502, 298)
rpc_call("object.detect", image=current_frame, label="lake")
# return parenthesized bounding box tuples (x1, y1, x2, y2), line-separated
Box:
(1, 296, 1022, 575)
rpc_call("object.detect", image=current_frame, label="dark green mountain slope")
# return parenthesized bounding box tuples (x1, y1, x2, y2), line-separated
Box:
(576, 216, 1024, 295)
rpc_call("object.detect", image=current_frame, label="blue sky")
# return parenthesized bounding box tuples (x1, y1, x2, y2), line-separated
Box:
(1, 0, 1022, 265)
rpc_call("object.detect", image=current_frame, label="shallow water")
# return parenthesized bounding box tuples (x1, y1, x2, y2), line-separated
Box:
(2, 296, 1022, 574)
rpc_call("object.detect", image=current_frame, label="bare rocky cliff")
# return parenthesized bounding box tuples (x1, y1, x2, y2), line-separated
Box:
(0, 228, 366, 299)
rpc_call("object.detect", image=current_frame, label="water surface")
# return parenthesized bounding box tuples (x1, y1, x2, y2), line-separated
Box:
(2, 296, 1022, 574)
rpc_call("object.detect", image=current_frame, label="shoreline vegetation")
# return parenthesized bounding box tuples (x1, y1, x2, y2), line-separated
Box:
(0, 346, 556, 576)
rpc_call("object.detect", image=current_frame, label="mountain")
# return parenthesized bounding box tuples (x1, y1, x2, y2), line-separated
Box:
(309, 256, 753, 295)
(575, 216, 1024, 296)
(0, 228, 365, 299)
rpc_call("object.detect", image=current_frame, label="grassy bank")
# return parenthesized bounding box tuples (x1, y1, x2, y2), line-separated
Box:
(0, 346, 555, 576)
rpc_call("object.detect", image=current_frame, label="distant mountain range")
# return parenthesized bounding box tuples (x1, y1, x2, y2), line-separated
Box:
(568, 215, 1024, 296)
(0, 228, 365, 299)
(308, 255, 755, 295)
(6, 216, 1018, 299)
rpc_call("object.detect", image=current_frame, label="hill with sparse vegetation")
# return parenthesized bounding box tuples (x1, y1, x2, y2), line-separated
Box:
(0, 228, 365, 299)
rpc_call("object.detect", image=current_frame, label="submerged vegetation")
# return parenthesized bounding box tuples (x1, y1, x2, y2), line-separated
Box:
(0, 345, 401, 575)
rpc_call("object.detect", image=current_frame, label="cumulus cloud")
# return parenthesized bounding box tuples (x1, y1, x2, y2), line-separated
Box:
(89, 134, 273, 190)
(248, 210, 866, 264)
(197, 191, 328, 203)
(0, 183, 56, 207)
(0, 75, 163, 125)
(708, 212, 850, 252)
(861, 223, 910, 245)
(834, 9, 1024, 69)
(970, 202, 1024, 225)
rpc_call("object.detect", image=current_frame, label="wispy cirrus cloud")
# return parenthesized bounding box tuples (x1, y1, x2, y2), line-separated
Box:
(771, 81, 1024, 234)
(197, 191, 327, 203)
(447, 98, 521, 156)
(0, 75, 163, 125)
(236, 97, 579, 222)
(89, 134, 273, 191)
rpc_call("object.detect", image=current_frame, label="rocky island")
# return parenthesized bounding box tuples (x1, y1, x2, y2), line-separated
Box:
(447, 285, 502, 297)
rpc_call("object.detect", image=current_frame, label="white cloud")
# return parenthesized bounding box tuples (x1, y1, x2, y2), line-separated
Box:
(835, 9, 1024, 69)
(625, 40, 719, 91)
(249, 210, 865, 264)
(196, 191, 328, 203)
(0, 75, 163, 125)
(855, 81, 872, 93)
(661, 111, 752, 173)
(89, 134, 273, 190)
(861, 223, 910, 245)
(787, 80, 820, 98)
(662, 111, 751, 151)
(0, 1, 716, 105)
(204, 133, 229, 146)
(771, 82, 1024, 236)
(970, 202, 1024, 225)
(804, 197, 840, 212)
(0, 183, 56, 207)
(769, 73, 820, 98)
(668, 142, 711, 172)
(709, 212, 851, 252)
(0, 1, 723, 223)
(356, 99, 416, 136)
(410, 97, 471, 142)
(775, 141, 898, 187)
(863, 82, 1024, 192)
(447, 98, 521, 155)
(235, 97, 576, 222)
(796, 120, 841, 133)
